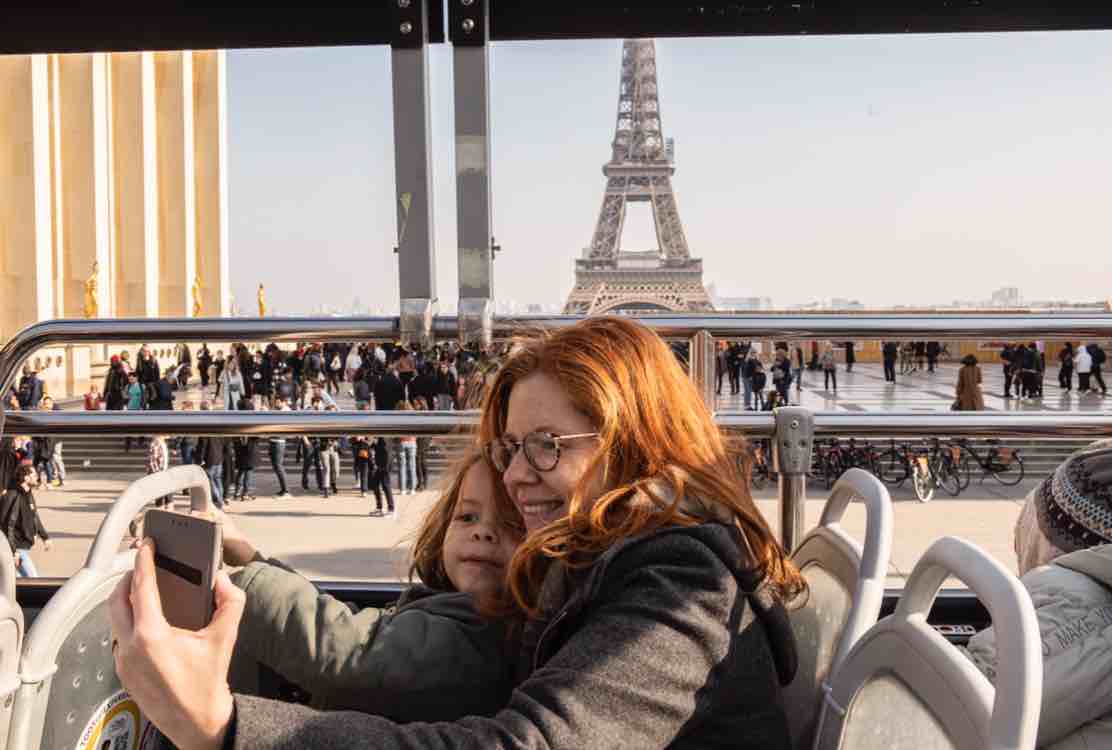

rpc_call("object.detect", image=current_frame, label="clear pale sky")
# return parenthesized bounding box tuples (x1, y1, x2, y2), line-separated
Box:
(228, 31, 1112, 313)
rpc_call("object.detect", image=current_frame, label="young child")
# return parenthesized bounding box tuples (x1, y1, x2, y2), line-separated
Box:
(0, 463, 52, 576)
(226, 450, 524, 721)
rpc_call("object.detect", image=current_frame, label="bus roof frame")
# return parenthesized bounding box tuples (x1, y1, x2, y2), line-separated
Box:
(4, 3, 1112, 55)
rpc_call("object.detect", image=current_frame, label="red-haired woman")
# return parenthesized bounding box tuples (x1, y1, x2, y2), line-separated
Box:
(109, 317, 804, 750)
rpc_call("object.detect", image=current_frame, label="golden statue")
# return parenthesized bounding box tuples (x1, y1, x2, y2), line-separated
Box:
(192, 276, 203, 317)
(83, 261, 99, 319)
(257, 283, 267, 317)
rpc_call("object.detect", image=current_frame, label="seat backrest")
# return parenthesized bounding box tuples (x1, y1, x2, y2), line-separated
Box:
(814, 536, 1042, 750)
(8, 465, 213, 750)
(0, 539, 23, 750)
(782, 468, 892, 750)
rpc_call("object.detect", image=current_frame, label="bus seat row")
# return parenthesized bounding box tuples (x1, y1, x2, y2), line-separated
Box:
(785, 468, 1043, 750)
(0, 464, 1042, 750)
(2, 465, 213, 750)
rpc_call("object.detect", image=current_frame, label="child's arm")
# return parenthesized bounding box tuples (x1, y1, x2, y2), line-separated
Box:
(230, 560, 512, 721)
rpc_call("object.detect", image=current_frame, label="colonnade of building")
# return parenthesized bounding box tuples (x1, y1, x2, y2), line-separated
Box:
(0, 50, 230, 398)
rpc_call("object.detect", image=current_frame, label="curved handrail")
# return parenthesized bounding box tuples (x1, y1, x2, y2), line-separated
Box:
(818, 468, 893, 601)
(896, 536, 1042, 750)
(84, 465, 214, 572)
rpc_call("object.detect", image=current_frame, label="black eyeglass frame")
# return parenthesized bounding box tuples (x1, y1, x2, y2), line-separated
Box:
(484, 431, 600, 474)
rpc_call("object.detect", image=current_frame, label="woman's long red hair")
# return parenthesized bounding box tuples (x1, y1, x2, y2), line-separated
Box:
(479, 317, 806, 618)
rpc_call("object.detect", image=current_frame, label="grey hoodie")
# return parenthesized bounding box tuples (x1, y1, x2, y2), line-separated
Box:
(964, 544, 1112, 748)
(229, 523, 797, 750)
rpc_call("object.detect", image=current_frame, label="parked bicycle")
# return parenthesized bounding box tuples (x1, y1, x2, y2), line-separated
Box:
(950, 438, 1025, 489)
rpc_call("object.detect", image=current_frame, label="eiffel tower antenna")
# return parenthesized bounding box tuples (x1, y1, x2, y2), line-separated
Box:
(564, 39, 713, 315)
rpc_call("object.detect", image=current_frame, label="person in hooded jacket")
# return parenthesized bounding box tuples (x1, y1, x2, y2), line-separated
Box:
(964, 440, 1112, 749)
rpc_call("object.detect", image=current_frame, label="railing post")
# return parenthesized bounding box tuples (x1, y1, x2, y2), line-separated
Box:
(392, 0, 437, 348)
(772, 406, 814, 552)
(451, 0, 494, 348)
(690, 331, 716, 412)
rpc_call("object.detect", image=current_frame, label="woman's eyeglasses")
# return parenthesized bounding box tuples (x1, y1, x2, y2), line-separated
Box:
(484, 431, 599, 473)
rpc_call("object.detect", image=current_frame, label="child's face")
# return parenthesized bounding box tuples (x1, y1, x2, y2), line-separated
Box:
(442, 463, 522, 601)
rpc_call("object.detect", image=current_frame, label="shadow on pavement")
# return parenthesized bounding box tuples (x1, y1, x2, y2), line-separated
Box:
(278, 546, 411, 581)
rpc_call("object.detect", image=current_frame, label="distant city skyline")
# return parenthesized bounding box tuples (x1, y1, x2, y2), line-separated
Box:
(228, 32, 1112, 314)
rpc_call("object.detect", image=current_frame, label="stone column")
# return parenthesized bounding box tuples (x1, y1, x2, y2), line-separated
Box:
(192, 50, 230, 317)
(53, 53, 114, 320)
(108, 52, 159, 317)
(0, 55, 55, 342)
(154, 51, 194, 317)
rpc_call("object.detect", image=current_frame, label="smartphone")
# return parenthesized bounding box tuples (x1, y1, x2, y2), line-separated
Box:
(142, 509, 223, 631)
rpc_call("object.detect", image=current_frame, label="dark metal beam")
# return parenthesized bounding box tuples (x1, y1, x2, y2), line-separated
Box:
(487, 2, 1112, 41)
(0, 5, 445, 55)
(6, 3, 1112, 55)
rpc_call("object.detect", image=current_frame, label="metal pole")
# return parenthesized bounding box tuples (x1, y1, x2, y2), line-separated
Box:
(452, 0, 494, 348)
(772, 406, 815, 552)
(392, 0, 437, 348)
(690, 330, 716, 412)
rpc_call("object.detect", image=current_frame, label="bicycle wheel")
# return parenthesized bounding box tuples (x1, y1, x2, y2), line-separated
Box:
(954, 451, 972, 492)
(992, 453, 1025, 486)
(936, 459, 962, 497)
(824, 454, 843, 490)
(912, 461, 935, 503)
(876, 449, 908, 487)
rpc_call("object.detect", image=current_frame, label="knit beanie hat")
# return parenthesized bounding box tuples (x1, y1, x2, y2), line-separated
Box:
(1017, 439, 1112, 574)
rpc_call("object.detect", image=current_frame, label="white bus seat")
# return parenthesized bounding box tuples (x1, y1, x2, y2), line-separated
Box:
(782, 468, 893, 750)
(814, 536, 1042, 750)
(0, 539, 23, 750)
(8, 465, 214, 750)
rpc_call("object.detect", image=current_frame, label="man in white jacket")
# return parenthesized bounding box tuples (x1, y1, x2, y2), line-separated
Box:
(964, 440, 1112, 749)
(1075, 343, 1093, 392)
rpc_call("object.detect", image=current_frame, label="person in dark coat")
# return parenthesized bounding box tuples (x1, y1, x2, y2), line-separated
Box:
(103, 357, 128, 411)
(16, 366, 44, 410)
(1088, 343, 1109, 395)
(149, 368, 176, 411)
(136, 346, 160, 389)
(882, 341, 898, 383)
(1, 464, 52, 576)
(1059, 343, 1075, 391)
(195, 407, 227, 509)
(233, 433, 259, 502)
(370, 437, 395, 515)
(926, 341, 940, 373)
(374, 365, 407, 412)
(197, 344, 213, 388)
(1001, 343, 1019, 398)
(843, 342, 856, 372)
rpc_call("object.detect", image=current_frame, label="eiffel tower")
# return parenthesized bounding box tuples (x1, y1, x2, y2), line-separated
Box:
(564, 39, 713, 315)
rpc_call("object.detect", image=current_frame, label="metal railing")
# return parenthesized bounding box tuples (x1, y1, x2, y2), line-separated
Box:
(2, 314, 1111, 549)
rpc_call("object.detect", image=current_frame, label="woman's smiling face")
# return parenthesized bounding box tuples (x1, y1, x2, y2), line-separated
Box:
(501, 372, 603, 534)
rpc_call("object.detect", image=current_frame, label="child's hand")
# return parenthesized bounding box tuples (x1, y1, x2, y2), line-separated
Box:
(207, 509, 257, 566)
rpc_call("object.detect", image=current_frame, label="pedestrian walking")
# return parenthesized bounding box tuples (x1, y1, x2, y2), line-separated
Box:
(1087, 342, 1108, 395)
(147, 435, 171, 508)
(954, 354, 985, 411)
(820, 344, 837, 393)
(369, 437, 395, 517)
(1058, 343, 1075, 391)
(1076, 344, 1094, 394)
(0, 464, 52, 577)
